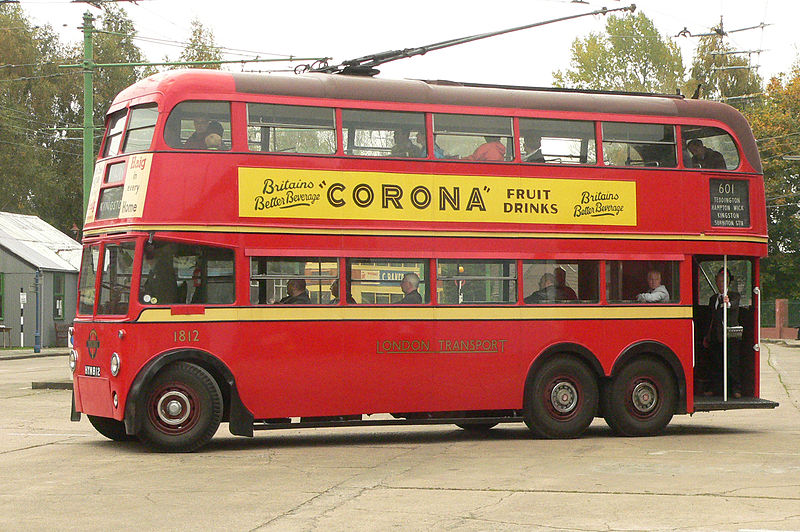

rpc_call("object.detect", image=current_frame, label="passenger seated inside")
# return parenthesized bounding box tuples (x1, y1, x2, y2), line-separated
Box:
(687, 139, 726, 169)
(635, 269, 670, 303)
(140, 243, 178, 305)
(553, 267, 577, 300)
(184, 118, 224, 150)
(397, 273, 422, 304)
(391, 128, 424, 158)
(464, 136, 505, 162)
(522, 134, 545, 163)
(278, 279, 311, 304)
(524, 273, 556, 303)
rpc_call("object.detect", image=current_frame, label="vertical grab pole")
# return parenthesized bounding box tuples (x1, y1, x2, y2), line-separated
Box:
(723, 256, 728, 402)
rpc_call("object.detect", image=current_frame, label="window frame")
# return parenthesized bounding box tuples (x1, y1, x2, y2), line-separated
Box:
(246, 102, 337, 155)
(53, 272, 65, 320)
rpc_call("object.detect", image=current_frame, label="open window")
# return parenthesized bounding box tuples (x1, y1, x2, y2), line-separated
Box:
(250, 257, 338, 305)
(523, 261, 599, 304)
(519, 118, 596, 165)
(437, 260, 516, 305)
(348, 259, 428, 304)
(342, 110, 427, 158)
(247, 103, 335, 154)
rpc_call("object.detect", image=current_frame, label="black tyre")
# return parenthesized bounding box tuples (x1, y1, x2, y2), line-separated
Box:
(523, 355, 598, 438)
(602, 357, 677, 437)
(88, 415, 135, 441)
(455, 422, 498, 431)
(137, 362, 223, 452)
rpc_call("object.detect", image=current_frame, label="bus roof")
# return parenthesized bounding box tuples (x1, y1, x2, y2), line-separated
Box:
(112, 69, 762, 173)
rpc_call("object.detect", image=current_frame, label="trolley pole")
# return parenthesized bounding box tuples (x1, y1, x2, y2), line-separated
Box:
(81, 11, 95, 215)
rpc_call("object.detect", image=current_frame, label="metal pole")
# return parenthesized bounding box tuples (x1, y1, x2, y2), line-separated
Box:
(81, 11, 95, 218)
(34, 270, 41, 353)
(723, 256, 728, 402)
(19, 288, 24, 347)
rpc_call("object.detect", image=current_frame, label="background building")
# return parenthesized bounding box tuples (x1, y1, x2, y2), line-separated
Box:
(0, 212, 81, 348)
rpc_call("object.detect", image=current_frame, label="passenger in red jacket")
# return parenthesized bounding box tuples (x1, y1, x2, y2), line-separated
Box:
(464, 136, 506, 161)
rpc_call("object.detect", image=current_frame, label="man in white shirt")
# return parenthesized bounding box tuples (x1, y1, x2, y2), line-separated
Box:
(636, 270, 670, 303)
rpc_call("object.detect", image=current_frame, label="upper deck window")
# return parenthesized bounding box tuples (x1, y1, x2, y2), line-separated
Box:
(103, 109, 127, 157)
(433, 114, 514, 162)
(247, 103, 335, 155)
(682, 126, 740, 170)
(602, 123, 676, 168)
(164, 101, 232, 151)
(122, 104, 158, 153)
(519, 118, 596, 165)
(342, 110, 427, 158)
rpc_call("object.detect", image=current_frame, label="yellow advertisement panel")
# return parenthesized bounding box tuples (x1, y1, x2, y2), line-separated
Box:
(239, 168, 637, 226)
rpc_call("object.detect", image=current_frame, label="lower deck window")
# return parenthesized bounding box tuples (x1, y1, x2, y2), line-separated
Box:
(523, 261, 599, 304)
(437, 260, 516, 304)
(606, 261, 679, 303)
(140, 242, 234, 305)
(250, 257, 337, 305)
(348, 259, 428, 304)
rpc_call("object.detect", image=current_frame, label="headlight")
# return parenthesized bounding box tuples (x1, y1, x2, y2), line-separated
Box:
(110, 352, 121, 377)
(68, 350, 78, 373)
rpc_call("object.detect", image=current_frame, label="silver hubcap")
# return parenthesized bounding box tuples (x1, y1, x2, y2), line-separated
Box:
(156, 391, 191, 426)
(551, 381, 578, 414)
(631, 382, 658, 414)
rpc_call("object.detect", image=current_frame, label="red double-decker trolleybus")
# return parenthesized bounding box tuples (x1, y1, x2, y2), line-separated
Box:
(69, 70, 777, 452)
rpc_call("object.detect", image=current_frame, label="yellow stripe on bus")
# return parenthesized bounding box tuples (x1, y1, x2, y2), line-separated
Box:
(83, 223, 769, 244)
(136, 305, 693, 323)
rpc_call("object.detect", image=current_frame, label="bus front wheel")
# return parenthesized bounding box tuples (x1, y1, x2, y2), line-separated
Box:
(602, 357, 676, 437)
(88, 415, 135, 441)
(137, 362, 223, 452)
(523, 356, 598, 438)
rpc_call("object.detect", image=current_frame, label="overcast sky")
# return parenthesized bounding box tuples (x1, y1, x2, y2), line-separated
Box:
(19, 0, 800, 88)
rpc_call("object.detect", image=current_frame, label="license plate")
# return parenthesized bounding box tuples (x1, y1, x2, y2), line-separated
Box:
(84, 365, 101, 377)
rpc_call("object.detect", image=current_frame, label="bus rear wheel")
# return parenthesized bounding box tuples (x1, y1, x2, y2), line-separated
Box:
(523, 356, 598, 438)
(602, 357, 676, 437)
(88, 415, 135, 441)
(137, 362, 223, 452)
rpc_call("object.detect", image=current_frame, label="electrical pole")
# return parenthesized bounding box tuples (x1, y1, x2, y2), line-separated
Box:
(81, 11, 95, 216)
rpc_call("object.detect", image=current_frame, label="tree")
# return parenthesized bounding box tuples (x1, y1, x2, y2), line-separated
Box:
(743, 64, 800, 299)
(688, 35, 762, 105)
(553, 12, 685, 93)
(172, 19, 222, 69)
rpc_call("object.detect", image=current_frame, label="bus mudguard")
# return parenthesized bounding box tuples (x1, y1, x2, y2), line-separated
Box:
(123, 348, 254, 437)
(527, 342, 604, 382)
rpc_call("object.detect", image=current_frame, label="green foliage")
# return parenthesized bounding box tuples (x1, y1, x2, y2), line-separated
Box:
(553, 12, 685, 93)
(688, 35, 762, 104)
(173, 19, 222, 69)
(743, 64, 800, 299)
(0, 5, 151, 235)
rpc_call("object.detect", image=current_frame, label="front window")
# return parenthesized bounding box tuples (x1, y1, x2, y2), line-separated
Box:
(103, 110, 127, 157)
(249, 257, 338, 305)
(140, 241, 235, 305)
(164, 101, 232, 151)
(342, 110, 427, 158)
(98, 242, 135, 315)
(603, 123, 677, 168)
(433, 114, 514, 161)
(437, 260, 516, 304)
(248, 103, 336, 154)
(78, 245, 100, 315)
(122, 104, 158, 153)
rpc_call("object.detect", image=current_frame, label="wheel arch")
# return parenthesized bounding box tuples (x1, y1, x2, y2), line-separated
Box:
(524, 342, 604, 402)
(611, 341, 687, 415)
(123, 349, 254, 437)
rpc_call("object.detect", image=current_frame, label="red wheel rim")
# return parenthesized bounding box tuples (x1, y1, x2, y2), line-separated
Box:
(147, 381, 201, 435)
